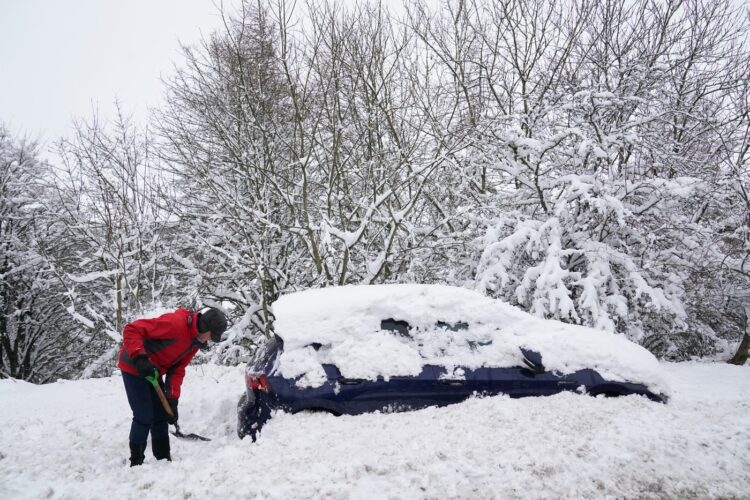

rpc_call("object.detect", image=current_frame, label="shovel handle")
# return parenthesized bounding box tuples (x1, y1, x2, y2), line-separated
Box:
(147, 370, 175, 419)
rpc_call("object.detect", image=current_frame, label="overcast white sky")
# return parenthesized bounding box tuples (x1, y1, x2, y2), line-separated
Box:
(0, 0, 235, 148)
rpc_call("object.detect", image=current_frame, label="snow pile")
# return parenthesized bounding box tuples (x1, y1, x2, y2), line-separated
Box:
(273, 284, 668, 393)
(0, 362, 748, 499)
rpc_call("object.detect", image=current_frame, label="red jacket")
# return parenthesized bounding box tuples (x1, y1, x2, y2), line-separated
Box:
(117, 308, 202, 399)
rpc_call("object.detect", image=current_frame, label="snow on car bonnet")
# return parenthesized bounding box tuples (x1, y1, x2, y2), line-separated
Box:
(272, 284, 668, 394)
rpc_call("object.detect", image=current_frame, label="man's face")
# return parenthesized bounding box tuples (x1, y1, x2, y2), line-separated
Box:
(197, 331, 212, 343)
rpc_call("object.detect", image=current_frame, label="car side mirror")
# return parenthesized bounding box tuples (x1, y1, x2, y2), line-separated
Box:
(520, 348, 545, 374)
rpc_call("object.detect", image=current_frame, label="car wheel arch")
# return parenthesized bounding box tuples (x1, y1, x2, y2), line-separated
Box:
(293, 406, 342, 417)
(588, 384, 628, 398)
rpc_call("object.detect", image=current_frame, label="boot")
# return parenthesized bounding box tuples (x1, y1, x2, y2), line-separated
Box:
(129, 442, 147, 467)
(152, 437, 171, 462)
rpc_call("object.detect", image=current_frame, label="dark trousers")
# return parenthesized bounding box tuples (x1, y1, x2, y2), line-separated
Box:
(122, 371, 169, 444)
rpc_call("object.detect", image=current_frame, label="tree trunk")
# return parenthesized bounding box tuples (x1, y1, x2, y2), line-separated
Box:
(727, 332, 750, 365)
(728, 307, 749, 365)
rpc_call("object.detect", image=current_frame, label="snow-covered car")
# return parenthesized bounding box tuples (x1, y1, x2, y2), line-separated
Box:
(237, 284, 668, 440)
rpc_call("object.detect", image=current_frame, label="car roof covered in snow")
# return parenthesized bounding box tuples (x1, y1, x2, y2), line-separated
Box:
(272, 284, 668, 394)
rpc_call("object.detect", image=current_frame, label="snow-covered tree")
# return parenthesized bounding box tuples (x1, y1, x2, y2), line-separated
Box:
(406, 0, 750, 359)
(0, 126, 82, 382)
(158, 1, 298, 363)
(156, 0, 462, 361)
(51, 109, 179, 376)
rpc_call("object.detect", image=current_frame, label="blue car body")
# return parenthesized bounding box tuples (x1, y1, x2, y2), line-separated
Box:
(237, 333, 665, 441)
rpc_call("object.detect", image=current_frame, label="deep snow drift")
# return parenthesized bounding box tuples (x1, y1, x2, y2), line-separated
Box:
(1, 362, 748, 499)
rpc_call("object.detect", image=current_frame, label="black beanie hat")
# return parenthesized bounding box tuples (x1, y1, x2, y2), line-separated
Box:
(197, 308, 228, 342)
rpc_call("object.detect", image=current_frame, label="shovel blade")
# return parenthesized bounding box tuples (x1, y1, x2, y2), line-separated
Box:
(172, 430, 211, 442)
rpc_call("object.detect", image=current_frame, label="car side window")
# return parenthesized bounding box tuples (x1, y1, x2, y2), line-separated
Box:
(436, 320, 469, 332)
(381, 318, 412, 338)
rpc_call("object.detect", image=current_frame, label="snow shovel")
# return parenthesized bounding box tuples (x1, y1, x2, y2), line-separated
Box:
(145, 369, 212, 442)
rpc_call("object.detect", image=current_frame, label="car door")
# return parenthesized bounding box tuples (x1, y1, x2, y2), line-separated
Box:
(429, 365, 489, 405)
(483, 365, 564, 397)
(322, 363, 442, 414)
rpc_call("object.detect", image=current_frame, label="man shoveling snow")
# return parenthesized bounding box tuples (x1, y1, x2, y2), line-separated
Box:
(117, 307, 228, 466)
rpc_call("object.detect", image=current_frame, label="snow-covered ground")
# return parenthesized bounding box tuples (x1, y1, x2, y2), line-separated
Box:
(1, 362, 748, 500)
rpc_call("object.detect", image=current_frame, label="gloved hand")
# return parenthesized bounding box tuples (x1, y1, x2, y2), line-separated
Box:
(167, 398, 179, 425)
(135, 356, 157, 379)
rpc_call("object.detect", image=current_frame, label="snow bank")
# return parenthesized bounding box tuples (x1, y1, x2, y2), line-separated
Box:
(273, 284, 668, 393)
